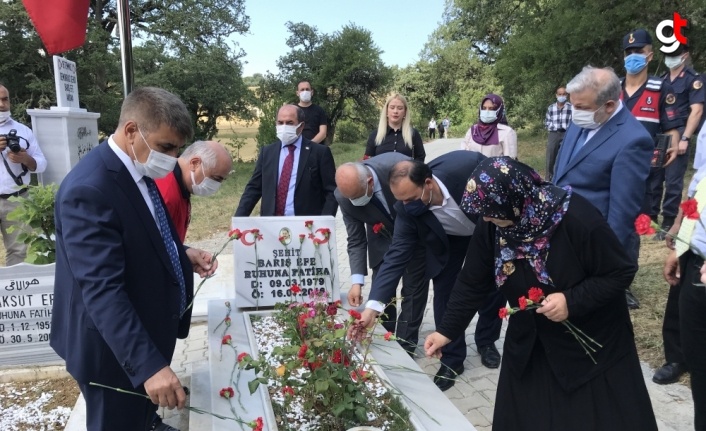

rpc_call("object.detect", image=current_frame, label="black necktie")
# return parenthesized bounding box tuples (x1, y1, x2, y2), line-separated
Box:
(144, 177, 187, 313)
(371, 195, 392, 222)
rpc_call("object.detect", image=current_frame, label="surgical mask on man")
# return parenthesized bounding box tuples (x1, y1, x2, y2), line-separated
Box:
(191, 163, 221, 196)
(299, 91, 312, 103)
(132, 128, 177, 179)
(556, 96, 567, 103)
(276, 123, 302, 145)
(349, 181, 373, 206)
(404, 186, 433, 216)
(624, 53, 648, 75)
(0, 111, 10, 124)
(479, 109, 499, 124)
(571, 105, 605, 130)
(664, 54, 685, 70)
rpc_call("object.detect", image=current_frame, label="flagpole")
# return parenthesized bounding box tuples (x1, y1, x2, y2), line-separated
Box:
(116, 0, 134, 97)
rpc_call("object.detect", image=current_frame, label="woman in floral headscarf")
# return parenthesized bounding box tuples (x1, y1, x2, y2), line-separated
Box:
(460, 94, 517, 158)
(424, 157, 657, 431)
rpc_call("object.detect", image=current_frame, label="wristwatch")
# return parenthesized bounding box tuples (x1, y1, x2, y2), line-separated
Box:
(681, 135, 690, 142)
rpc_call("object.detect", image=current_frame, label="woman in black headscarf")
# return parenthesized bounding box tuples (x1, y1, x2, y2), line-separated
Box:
(424, 157, 657, 431)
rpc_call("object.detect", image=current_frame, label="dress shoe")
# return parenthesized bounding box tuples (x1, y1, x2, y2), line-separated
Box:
(625, 290, 640, 310)
(151, 417, 180, 431)
(479, 344, 501, 369)
(433, 364, 464, 391)
(652, 362, 687, 385)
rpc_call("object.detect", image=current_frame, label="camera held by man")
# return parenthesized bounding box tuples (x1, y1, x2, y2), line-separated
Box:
(0, 129, 28, 154)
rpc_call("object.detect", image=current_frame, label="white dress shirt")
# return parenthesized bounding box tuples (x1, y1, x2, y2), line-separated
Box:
(0, 118, 47, 194)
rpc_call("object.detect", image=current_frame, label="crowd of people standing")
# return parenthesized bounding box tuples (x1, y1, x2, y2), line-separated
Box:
(40, 25, 706, 431)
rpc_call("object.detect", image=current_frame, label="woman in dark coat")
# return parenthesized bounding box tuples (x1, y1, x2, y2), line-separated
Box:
(424, 157, 657, 431)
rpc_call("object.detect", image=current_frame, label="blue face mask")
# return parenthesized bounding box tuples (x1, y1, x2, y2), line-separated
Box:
(404, 185, 433, 216)
(624, 53, 648, 75)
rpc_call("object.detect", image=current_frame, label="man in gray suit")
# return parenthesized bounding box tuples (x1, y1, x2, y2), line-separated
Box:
(335, 153, 427, 355)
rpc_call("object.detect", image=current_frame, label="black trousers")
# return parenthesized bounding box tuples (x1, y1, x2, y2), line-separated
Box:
(679, 252, 706, 430)
(651, 153, 689, 221)
(78, 380, 156, 430)
(372, 246, 429, 345)
(428, 128, 436, 139)
(545, 131, 565, 181)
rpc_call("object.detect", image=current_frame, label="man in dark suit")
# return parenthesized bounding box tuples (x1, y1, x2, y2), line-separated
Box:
(335, 152, 428, 354)
(50, 87, 217, 431)
(554, 66, 653, 256)
(235, 104, 337, 217)
(553, 66, 653, 310)
(355, 151, 506, 391)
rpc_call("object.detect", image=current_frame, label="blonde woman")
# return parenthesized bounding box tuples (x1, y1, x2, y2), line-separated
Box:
(365, 94, 425, 162)
(461, 94, 517, 158)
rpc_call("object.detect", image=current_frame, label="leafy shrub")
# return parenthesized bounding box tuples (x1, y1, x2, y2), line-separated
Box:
(7, 184, 58, 264)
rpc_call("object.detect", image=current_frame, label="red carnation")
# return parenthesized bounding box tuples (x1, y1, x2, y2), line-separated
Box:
(384, 331, 395, 341)
(282, 386, 294, 397)
(221, 334, 232, 345)
(224, 316, 231, 327)
(634, 214, 656, 235)
(219, 387, 234, 399)
(305, 220, 314, 229)
(237, 352, 249, 363)
(290, 283, 302, 294)
(228, 228, 241, 239)
(518, 296, 527, 310)
(498, 307, 509, 320)
(297, 344, 308, 359)
(528, 287, 545, 303)
(349, 309, 362, 320)
(681, 198, 700, 220)
(249, 417, 264, 431)
(372, 222, 384, 234)
(326, 304, 338, 316)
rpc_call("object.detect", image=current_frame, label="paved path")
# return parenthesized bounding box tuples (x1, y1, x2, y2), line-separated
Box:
(67, 139, 695, 430)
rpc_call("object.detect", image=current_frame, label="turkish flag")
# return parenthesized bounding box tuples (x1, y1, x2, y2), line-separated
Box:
(22, 0, 91, 55)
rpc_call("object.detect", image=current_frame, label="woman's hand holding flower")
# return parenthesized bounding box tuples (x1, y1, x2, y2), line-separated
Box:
(536, 292, 568, 322)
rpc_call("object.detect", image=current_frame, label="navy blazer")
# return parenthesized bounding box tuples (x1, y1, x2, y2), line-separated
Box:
(50, 141, 194, 389)
(369, 150, 486, 303)
(235, 137, 337, 217)
(553, 106, 652, 246)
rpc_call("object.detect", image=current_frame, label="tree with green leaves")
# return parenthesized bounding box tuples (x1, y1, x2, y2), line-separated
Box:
(0, 0, 253, 139)
(257, 22, 392, 146)
(444, 0, 706, 128)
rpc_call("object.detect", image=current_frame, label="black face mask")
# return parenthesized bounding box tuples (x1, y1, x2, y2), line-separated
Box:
(404, 186, 432, 216)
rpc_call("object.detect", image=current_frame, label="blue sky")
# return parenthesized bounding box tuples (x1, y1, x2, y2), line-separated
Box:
(234, 0, 446, 76)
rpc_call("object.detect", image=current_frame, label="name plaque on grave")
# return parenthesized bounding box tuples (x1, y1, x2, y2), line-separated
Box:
(232, 216, 340, 308)
(0, 264, 60, 366)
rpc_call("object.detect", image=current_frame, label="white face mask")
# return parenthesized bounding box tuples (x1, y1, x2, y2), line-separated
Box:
(0, 111, 10, 124)
(132, 128, 178, 179)
(556, 96, 567, 103)
(349, 182, 372, 206)
(479, 109, 498, 124)
(299, 90, 312, 103)
(191, 163, 221, 196)
(276, 123, 302, 145)
(571, 105, 605, 130)
(664, 55, 685, 70)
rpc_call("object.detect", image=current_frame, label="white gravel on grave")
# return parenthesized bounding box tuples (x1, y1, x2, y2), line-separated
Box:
(0, 384, 71, 430)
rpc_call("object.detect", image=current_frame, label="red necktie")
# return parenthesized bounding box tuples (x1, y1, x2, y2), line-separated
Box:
(275, 144, 296, 216)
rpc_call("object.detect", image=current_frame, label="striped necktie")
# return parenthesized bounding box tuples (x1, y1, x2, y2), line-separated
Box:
(676, 178, 706, 257)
